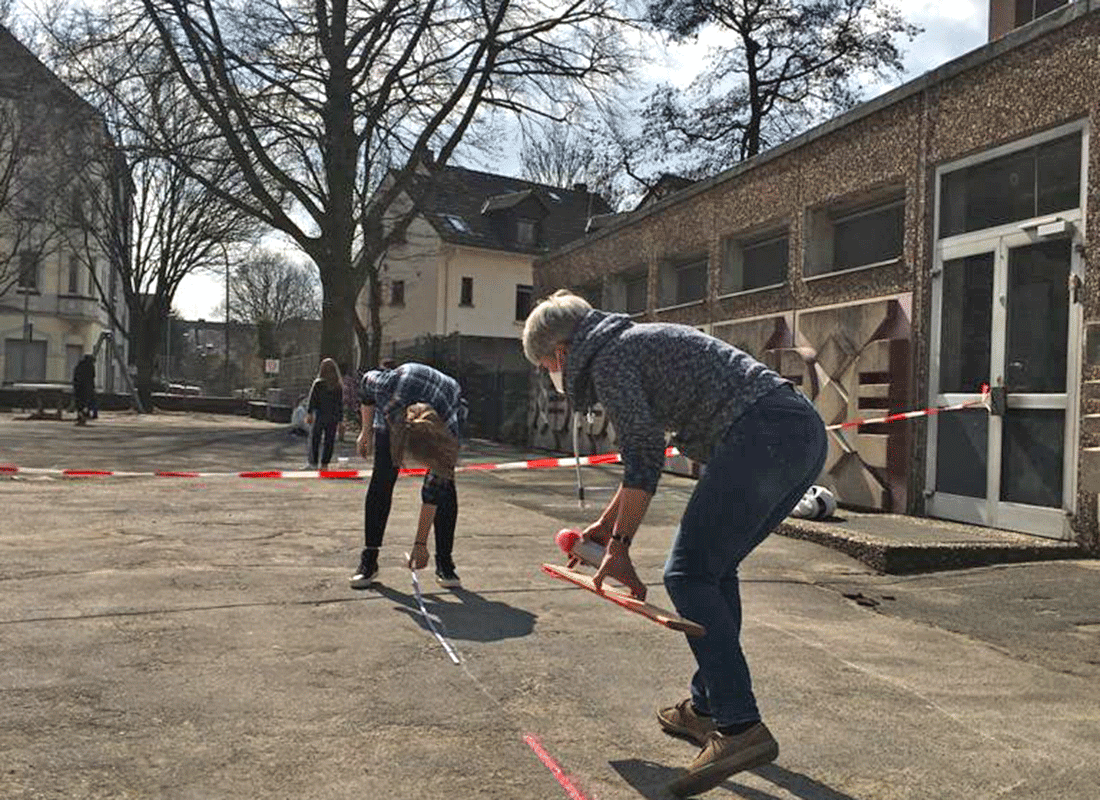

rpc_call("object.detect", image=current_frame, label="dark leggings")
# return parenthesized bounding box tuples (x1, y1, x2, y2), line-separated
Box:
(309, 417, 339, 466)
(364, 427, 457, 560)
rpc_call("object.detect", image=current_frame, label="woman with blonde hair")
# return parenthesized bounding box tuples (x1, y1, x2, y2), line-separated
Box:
(306, 358, 343, 469)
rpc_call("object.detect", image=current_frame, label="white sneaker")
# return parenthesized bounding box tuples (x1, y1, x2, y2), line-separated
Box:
(349, 561, 379, 589)
(435, 564, 461, 589)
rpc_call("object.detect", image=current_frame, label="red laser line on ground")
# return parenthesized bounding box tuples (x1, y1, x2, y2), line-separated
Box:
(523, 735, 591, 800)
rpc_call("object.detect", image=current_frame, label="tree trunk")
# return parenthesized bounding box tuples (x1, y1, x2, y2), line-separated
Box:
(130, 308, 162, 411)
(352, 310, 371, 374)
(317, 262, 360, 372)
(368, 267, 383, 369)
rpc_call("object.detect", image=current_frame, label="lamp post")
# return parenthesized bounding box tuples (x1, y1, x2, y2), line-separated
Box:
(221, 243, 231, 396)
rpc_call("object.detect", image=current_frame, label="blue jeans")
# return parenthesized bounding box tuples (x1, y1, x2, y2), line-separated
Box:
(663, 385, 827, 726)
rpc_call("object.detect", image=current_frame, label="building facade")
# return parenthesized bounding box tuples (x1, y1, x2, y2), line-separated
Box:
(0, 26, 128, 392)
(361, 161, 609, 368)
(533, 2, 1100, 549)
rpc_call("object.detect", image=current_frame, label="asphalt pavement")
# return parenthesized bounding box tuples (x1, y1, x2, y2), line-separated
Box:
(1, 411, 1098, 799)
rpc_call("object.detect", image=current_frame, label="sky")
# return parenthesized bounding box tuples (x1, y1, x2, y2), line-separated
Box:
(172, 1, 989, 321)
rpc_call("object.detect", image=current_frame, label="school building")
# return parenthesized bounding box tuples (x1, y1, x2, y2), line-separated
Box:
(531, 1, 1100, 550)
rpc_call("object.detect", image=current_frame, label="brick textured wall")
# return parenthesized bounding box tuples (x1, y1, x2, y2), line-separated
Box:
(533, 7, 1100, 545)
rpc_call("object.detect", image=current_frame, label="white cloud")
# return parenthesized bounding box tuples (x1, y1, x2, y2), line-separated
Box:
(897, 0, 988, 79)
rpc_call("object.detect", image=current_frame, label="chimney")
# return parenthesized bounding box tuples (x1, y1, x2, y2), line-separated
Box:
(573, 182, 588, 193)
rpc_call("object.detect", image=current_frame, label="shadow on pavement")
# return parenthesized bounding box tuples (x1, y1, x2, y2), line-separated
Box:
(374, 584, 537, 642)
(610, 758, 862, 800)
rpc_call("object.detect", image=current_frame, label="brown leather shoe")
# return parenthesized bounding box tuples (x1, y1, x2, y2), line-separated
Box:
(657, 698, 717, 747)
(667, 722, 779, 797)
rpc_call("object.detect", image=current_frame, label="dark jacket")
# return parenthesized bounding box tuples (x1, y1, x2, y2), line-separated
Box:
(307, 379, 343, 422)
(565, 310, 788, 493)
(73, 356, 95, 399)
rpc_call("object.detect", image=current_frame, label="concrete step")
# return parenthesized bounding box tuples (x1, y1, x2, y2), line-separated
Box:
(777, 510, 1086, 574)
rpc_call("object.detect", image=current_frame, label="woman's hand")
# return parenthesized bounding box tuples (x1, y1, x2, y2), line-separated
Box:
(407, 541, 429, 570)
(581, 518, 613, 546)
(592, 538, 646, 601)
(356, 430, 372, 460)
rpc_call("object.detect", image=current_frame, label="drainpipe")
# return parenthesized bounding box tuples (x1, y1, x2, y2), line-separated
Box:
(441, 245, 451, 335)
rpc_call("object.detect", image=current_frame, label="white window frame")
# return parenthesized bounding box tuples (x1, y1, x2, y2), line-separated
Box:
(514, 283, 533, 322)
(623, 271, 648, 316)
(804, 194, 905, 279)
(934, 119, 1089, 249)
(516, 218, 537, 246)
(656, 256, 708, 311)
(831, 199, 904, 271)
(925, 118, 1090, 539)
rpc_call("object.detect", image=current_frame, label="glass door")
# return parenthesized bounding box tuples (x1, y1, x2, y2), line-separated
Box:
(928, 232, 1080, 538)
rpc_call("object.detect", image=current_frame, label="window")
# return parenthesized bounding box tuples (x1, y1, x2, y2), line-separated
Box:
(17, 251, 38, 290)
(68, 255, 80, 295)
(940, 132, 1081, 238)
(833, 202, 903, 272)
(659, 256, 707, 307)
(444, 214, 471, 234)
(676, 259, 707, 305)
(624, 272, 647, 315)
(516, 219, 537, 246)
(721, 234, 788, 294)
(4, 339, 47, 382)
(1015, 0, 1067, 26)
(390, 279, 405, 306)
(608, 270, 646, 314)
(71, 187, 86, 225)
(460, 276, 473, 306)
(574, 282, 603, 309)
(515, 284, 533, 321)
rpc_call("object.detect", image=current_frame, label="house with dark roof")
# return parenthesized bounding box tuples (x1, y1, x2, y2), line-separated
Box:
(358, 157, 610, 366)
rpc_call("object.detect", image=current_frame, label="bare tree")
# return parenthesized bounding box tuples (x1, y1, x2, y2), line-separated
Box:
(640, 0, 920, 175)
(41, 16, 262, 405)
(224, 249, 320, 360)
(89, 0, 635, 371)
(519, 121, 629, 211)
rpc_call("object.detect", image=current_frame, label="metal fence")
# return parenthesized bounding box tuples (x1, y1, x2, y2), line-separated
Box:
(385, 333, 532, 446)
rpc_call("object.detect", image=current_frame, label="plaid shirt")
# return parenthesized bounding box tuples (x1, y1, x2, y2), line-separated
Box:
(360, 362, 465, 504)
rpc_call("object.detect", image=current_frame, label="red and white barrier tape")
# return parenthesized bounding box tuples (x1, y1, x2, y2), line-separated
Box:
(825, 387, 990, 431)
(1, 388, 989, 480)
(0, 451, 641, 480)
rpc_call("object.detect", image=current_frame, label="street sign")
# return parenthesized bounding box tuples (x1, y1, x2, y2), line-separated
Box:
(264, 359, 280, 375)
